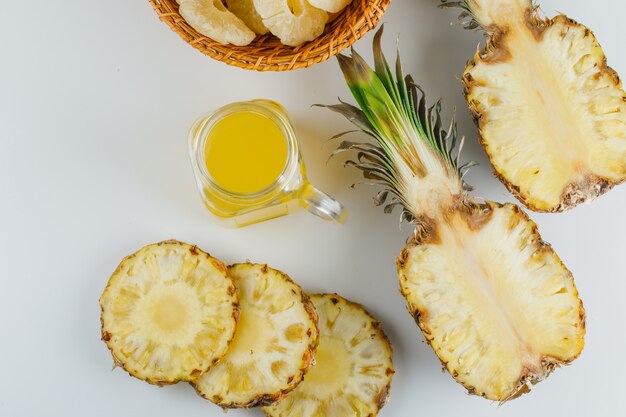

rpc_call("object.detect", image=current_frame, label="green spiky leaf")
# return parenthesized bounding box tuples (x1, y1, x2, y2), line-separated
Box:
(320, 26, 473, 223)
(439, 0, 480, 30)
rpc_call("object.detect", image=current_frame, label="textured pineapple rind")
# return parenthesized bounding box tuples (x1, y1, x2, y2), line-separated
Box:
(463, 14, 626, 212)
(262, 293, 394, 417)
(191, 263, 319, 409)
(397, 201, 585, 402)
(99, 239, 240, 386)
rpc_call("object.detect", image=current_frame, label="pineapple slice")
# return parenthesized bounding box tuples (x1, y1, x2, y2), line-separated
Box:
(444, 0, 626, 212)
(193, 263, 318, 408)
(100, 240, 238, 385)
(224, 0, 269, 35)
(325, 28, 585, 401)
(398, 203, 584, 400)
(263, 294, 394, 417)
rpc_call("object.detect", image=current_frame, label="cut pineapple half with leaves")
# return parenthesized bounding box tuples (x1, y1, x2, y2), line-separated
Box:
(398, 202, 584, 400)
(441, 0, 626, 212)
(193, 263, 318, 408)
(178, 0, 255, 46)
(323, 28, 585, 401)
(100, 240, 238, 385)
(263, 294, 393, 417)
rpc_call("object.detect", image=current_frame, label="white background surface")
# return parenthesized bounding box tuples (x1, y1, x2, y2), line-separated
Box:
(1, 0, 625, 416)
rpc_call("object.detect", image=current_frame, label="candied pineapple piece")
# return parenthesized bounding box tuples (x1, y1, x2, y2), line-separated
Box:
(253, 0, 328, 46)
(178, 0, 255, 45)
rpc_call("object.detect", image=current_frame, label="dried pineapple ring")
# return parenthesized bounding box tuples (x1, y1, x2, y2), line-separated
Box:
(193, 263, 318, 408)
(305, 0, 351, 14)
(253, 0, 328, 47)
(178, 0, 255, 46)
(263, 294, 394, 417)
(100, 240, 239, 385)
(225, 0, 269, 35)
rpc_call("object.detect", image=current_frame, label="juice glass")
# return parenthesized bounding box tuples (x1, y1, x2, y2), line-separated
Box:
(188, 100, 348, 228)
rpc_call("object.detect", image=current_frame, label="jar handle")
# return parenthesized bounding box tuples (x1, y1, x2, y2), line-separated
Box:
(298, 183, 348, 224)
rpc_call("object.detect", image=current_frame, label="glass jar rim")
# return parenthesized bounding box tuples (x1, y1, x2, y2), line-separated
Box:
(190, 101, 299, 204)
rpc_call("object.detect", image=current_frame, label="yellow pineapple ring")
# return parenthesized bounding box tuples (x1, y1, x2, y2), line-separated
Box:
(178, 0, 256, 46)
(253, 0, 328, 47)
(100, 240, 238, 385)
(193, 263, 319, 408)
(263, 294, 394, 417)
(306, 0, 351, 14)
(225, 0, 269, 35)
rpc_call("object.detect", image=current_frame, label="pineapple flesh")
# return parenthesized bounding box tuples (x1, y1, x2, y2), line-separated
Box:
(399, 202, 584, 400)
(263, 294, 394, 417)
(193, 263, 319, 408)
(325, 28, 585, 401)
(446, 0, 626, 212)
(100, 240, 239, 385)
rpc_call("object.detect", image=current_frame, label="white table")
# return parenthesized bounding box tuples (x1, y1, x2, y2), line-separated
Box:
(1, 1, 624, 416)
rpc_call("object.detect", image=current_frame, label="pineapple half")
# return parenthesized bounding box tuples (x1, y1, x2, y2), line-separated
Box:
(442, 0, 626, 212)
(100, 240, 239, 385)
(323, 28, 585, 401)
(193, 263, 319, 408)
(263, 294, 394, 417)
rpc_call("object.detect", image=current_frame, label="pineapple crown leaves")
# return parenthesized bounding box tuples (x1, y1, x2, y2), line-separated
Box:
(439, 0, 481, 31)
(440, 0, 542, 31)
(318, 26, 475, 224)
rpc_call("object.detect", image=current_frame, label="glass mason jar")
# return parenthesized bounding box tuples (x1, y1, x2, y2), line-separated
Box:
(188, 99, 348, 228)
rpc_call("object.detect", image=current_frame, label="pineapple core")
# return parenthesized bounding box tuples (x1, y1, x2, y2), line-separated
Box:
(304, 337, 351, 390)
(226, 306, 274, 362)
(152, 294, 187, 333)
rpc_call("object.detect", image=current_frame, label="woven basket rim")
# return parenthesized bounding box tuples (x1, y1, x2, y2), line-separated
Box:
(148, 0, 391, 71)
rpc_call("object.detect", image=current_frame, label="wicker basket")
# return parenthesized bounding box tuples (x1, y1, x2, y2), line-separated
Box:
(148, 0, 391, 71)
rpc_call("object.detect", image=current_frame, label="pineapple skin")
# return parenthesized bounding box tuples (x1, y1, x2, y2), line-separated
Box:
(100, 240, 239, 386)
(464, 13, 626, 212)
(192, 263, 319, 409)
(397, 202, 585, 401)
